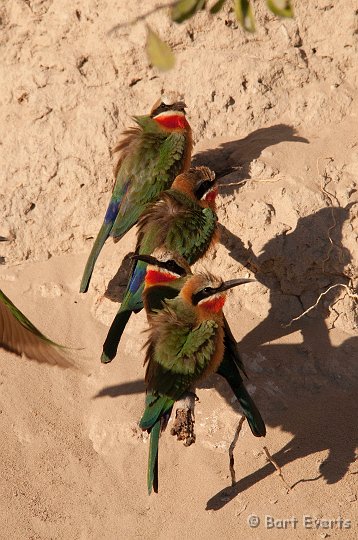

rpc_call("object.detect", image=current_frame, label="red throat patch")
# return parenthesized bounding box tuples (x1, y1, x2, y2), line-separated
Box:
(145, 269, 178, 285)
(200, 295, 226, 313)
(205, 187, 218, 204)
(154, 114, 189, 130)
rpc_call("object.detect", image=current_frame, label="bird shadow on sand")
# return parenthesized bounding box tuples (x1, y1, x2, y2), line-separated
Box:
(206, 203, 357, 509)
(192, 124, 309, 192)
(206, 333, 358, 510)
(104, 251, 135, 304)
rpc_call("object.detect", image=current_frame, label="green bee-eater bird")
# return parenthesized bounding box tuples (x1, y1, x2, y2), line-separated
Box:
(0, 288, 72, 368)
(80, 95, 193, 293)
(135, 253, 266, 494)
(101, 166, 218, 363)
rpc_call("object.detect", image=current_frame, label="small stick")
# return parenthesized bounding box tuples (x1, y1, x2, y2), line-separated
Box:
(283, 283, 358, 328)
(109, 2, 176, 33)
(229, 416, 246, 486)
(263, 446, 291, 491)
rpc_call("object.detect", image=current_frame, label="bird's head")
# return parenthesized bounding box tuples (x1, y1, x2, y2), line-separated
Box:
(171, 166, 218, 206)
(150, 93, 189, 131)
(180, 273, 255, 315)
(132, 248, 191, 287)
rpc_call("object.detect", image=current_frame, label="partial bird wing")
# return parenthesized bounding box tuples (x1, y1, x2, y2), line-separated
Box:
(143, 279, 186, 314)
(79, 127, 138, 293)
(217, 316, 266, 437)
(110, 129, 188, 239)
(222, 315, 247, 377)
(0, 289, 72, 368)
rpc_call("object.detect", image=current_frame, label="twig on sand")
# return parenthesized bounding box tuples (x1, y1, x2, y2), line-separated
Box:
(229, 416, 246, 486)
(263, 446, 291, 491)
(283, 283, 358, 328)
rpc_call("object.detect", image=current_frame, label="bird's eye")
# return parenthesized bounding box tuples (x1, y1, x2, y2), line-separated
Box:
(167, 261, 178, 271)
(165, 259, 186, 276)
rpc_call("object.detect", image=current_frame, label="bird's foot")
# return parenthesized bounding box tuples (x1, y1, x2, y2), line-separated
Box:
(170, 392, 197, 446)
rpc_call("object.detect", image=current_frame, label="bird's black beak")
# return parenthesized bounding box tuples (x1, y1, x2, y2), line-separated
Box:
(215, 278, 256, 294)
(131, 254, 160, 266)
(192, 278, 255, 305)
(0, 237, 8, 242)
(174, 100, 187, 113)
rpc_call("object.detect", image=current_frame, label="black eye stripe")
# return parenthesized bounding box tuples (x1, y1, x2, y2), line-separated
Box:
(159, 259, 187, 276)
(151, 103, 172, 117)
(192, 286, 216, 305)
(194, 179, 215, 200)
(151, 101, 186, 118)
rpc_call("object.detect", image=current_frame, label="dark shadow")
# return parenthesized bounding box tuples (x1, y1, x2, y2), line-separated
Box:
(104, 251, 135, 303)
(206, 335, 358, 510)
(95, 379, 145, 398)
(204, 204, 356, 509)
(239, 205, 353, 351)
(193, 124, 309, 191)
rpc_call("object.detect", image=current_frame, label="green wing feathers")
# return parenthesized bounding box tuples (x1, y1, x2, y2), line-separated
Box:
(218, 343, 266, 437)
(0, 289, 72, 368)
(110, 130, 188, 239)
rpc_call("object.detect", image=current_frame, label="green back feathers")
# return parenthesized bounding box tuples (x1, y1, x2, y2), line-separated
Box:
(137, 189, 217, 265)
(144, 298, 218, 400)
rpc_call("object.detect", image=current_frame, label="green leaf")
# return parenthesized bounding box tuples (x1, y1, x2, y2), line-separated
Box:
(146, 26, 175, 71)
(233, 0, 255, 32)
(210, 0, 227, 14)
(171, 0, 206, 24)
(266, 0, 294, 18)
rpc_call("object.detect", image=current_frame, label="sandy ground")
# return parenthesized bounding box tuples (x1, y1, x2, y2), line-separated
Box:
(1, 1, 357, 539)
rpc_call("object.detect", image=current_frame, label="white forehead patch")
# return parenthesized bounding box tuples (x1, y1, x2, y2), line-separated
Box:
(162, 95, 173, 106)
(161, 91, 184, 106)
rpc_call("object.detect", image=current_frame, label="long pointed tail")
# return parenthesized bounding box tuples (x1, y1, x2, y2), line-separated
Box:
(217, 355, 266, 437)
(80, 222, 113, 293)
(101, 260, 146, 362)
(148, 420, 160, 494)
(101, 309, 133, 363)
(235, 382, 266, 437)
(140, 395, 174, 494)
